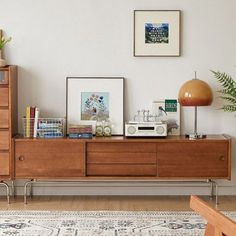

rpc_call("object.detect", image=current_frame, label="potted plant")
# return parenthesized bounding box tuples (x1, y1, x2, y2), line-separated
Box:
(211, 70, 236, 113)
(0, 34, 11, 67)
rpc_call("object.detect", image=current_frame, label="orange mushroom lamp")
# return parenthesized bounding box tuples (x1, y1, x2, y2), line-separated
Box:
(178, 72, 213, 139)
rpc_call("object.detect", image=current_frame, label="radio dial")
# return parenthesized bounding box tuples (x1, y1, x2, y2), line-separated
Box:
(128, 126, 136, 134)
(156, 126, 165, 135)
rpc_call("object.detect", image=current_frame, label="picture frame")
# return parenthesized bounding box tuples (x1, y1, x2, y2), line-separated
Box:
(66, 77, 124, 135)
(152, 99, 180, 135)
(134, 10, 181, 57)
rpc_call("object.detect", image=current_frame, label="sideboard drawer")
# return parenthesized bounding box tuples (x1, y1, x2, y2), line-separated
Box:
(0, 152, 9, 175)
(87, 142, 156, 153)
(87, 164, 157, 176)
(87, 142, 157, 176)
(0, 88, 9, 107)
(0, 131, 9, 150)
(0, 110, 9, 128)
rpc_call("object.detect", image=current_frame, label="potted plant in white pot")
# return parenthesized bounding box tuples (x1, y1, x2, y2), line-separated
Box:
(0, 34, 11, 67)
(211, 70, 236, 113)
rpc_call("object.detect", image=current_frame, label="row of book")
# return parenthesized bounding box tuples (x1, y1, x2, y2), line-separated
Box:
(24, 106, 40, 138)
(24, 107, 92, 139)
(68, 125, 93, 139)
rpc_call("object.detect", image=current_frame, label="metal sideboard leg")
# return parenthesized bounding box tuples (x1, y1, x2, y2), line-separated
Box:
(208, 179, 219, 207)
(215, 181, 219, 207)
(209, 179, 214, 200)
(24, 179, 35, 204)
(0, 181, 10, 204)
(11, 180, 15, 198)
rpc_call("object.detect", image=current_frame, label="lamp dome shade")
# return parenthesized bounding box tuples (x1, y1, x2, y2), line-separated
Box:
(178, 79, 213, 106)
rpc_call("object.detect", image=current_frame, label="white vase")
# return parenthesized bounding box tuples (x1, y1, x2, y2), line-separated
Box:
(0, 50, 6, 67)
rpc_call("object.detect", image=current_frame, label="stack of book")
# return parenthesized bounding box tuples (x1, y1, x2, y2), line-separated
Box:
(68, 125, 93, 139)
(25, 106, 40, 138)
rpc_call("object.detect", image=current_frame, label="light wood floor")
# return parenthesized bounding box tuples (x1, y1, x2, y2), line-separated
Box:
(0, 196, 236, 211)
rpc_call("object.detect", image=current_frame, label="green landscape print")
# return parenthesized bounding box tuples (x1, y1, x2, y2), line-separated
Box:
(145, 23, 169, 43)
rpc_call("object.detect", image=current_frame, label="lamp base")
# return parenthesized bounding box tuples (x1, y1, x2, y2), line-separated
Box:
(185, 133, 207, 140)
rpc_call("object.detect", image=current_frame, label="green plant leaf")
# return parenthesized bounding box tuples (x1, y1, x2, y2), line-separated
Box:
(211, 70, 236, 113)
(222, 105, 236, 112)
(218, 96, 236, 105)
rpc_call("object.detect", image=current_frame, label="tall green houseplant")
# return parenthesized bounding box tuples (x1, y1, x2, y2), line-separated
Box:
(211, 70, 236, 112)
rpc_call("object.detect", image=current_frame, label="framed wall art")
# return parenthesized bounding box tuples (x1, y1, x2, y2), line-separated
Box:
(134, 10, 181, 57)
(152, 99, 180, 135)
(66, 77, 124, 135)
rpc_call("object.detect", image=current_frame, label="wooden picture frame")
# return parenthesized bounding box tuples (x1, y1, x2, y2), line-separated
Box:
(66, 77, 124, 135)
(134, 10, 181, 57)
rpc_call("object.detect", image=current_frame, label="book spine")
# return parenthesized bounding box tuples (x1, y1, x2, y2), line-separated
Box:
(30, 106, 36, 137)
(33, 107, 40, 138)
(26, 106, 31, 138)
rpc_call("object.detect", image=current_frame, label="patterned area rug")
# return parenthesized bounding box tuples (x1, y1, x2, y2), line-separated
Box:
(0, 211, 236, 236)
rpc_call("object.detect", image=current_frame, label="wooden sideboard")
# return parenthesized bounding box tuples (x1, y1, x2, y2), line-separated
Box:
(14, 135, 231, 180)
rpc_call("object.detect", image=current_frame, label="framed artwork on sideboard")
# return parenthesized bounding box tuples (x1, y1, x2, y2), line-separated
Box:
(134, 10, 181, 57)
(152, 99, 180, 135)
(66, 77, 124, 135)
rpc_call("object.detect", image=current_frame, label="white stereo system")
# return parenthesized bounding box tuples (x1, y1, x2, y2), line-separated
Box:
(125, 122, 167, 137)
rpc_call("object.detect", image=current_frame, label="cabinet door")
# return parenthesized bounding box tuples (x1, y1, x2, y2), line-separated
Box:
(0, 110, 9, 128)
(87, 142, 157, 176)
(15, 141, 85, 178)
(157, 142, 229, 178)
(0, 153, 9, 175)
(0, 88, 8, 106)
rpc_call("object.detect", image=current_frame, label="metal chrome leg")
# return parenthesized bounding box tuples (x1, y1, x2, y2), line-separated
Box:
(208, 179, 219, 207)
(0, 181, 10, 204)
(210, 180, 214, 200)
(11, 180, 15, 198)
(24, 179, 35, 204)
(29, 180, 33, 198)
(215, 182, 219, 207)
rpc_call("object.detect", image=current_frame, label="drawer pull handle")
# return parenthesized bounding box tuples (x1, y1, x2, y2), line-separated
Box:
(18, 156, 24, 161)
(219, 156, 225, 161)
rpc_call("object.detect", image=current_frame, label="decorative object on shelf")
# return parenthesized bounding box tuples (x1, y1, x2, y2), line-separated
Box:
(22, 117, 65, 138)
(103, 120, 112, 136)
(134, 10, 181, 57)
(95, 120, 104, 137)
(125, 121, 167, 137)
(68, 124, 92, 139)
(0, 30, 12, 67)
(152, 99, 180, 135)
(211, 70, 236, 113)
(66, 77, 124, 135)
(178, 72, 213, 139)
(95, 119, 112, 137)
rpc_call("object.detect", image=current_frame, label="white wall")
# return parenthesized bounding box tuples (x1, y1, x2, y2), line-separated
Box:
(1, 0, 236, 195)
